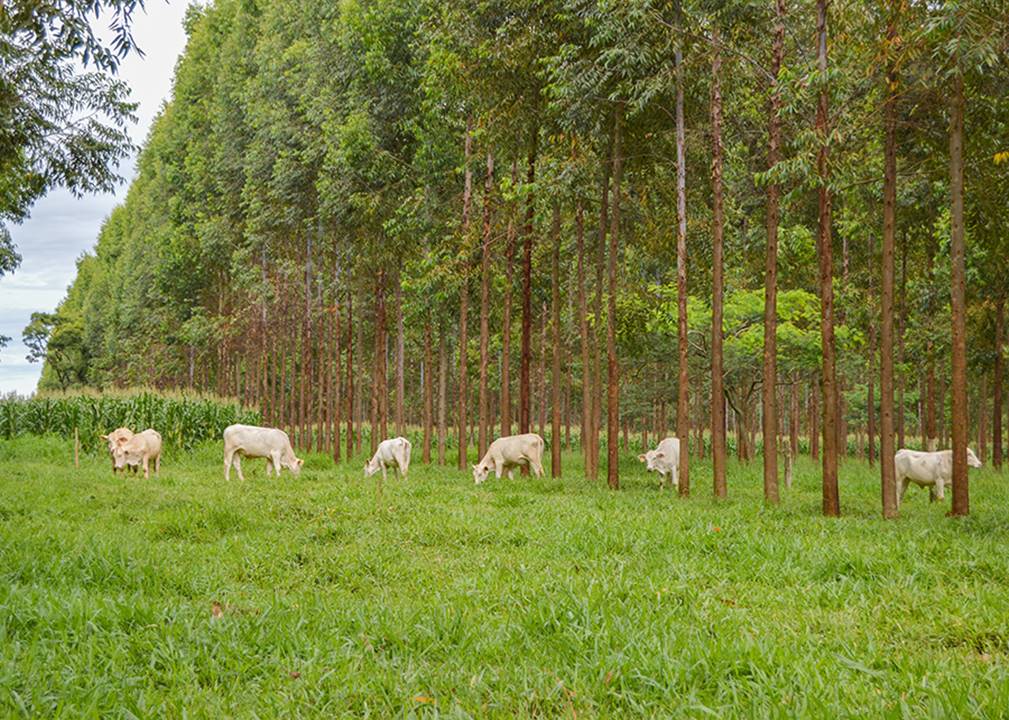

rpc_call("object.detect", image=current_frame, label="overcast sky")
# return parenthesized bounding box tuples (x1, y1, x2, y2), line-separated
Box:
(0, 1, 191, 395)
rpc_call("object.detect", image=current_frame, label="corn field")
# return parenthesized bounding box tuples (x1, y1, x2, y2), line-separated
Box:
(0, 391, 260, 452)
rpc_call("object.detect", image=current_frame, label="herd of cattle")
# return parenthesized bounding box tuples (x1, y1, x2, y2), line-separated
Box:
(99, 423, 984, 504)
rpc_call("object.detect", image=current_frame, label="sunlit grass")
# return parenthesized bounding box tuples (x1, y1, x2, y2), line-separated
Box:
(1, 436, 1007, 717)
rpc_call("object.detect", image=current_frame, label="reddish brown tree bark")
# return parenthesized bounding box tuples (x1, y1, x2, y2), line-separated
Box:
(478, 150, 494, 459)
(949, 70, 969, 516)
(675, 0, 690, 496)
(880, 4, 898, 517)
(458, 120, 474, 470)
(816, 0, 839, 516)
(994, 299, 1004, 469)
(575, 200, 593, 477)
(519, 130, 538, 436)
(606, 106, 623, 490)
(710, 29, 727, 499)
(550, 202, 562, 478)
(501, 161, 518, 438)
(762, 0, 785, 504)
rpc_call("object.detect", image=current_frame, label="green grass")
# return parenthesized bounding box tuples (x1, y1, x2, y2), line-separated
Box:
(1, 436, 1008, 718)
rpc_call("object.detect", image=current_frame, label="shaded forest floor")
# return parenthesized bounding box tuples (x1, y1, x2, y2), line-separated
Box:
(2, 437, 1009, 718)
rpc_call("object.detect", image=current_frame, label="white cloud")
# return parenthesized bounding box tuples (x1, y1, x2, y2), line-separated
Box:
(0, 1, 189, 395)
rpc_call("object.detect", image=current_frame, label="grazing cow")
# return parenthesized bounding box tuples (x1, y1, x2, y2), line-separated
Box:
(113, 428, 162, 479)
(364, 437, 412, 481)
(473, 433, 545, 484)
(638, 436, 681, 490)
(100, 427, 135, 474)
(895, 447, 982, 508)
(223, 424, 303, 481)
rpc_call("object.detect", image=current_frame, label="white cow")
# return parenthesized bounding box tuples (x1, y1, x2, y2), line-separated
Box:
(895, 447, 982, 507)
(100, 427, 135, 474)
(113, 428, 162, 479)
(364, 437, 412, 481)
(473, 433, 545, 484)
(223, 424, 303, 481)
(638, 436, 681, 490)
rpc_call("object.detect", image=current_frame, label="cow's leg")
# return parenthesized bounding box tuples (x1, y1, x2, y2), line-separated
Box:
(507, 467, 515, 480)
(265, 458, 273, 476)
(495, 458, 504, 479)
(224, 450, 233, 481)
(530, 457, 544, 478)
(935, 475, 945, 501)
(142, 456, 150, 480)
(269, 451, 283, 477)
(898, 477, 910, 507)
(235, 454, 246, 482)
(154, 454, 160, 476)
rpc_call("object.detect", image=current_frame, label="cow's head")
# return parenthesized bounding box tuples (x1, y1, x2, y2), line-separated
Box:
(638, 450, 664, 473)
(967, 448, 983, 469)
(101, 428, 133, 455)
(472, 463, 490, 484)
(285, 457, 304, 476)
(112, 445, 138, 470)
(363, 458, 380, 478)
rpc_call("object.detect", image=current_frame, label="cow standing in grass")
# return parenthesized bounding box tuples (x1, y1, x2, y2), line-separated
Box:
(101, 427, 135, 474)
(472, 433, 545, 484)
(364, 437, 412, 482)
(113, 428, 162, 479)
(638, 437, 681, 490)
(223, 424, 303, 481)
(894, 447, 982, 508)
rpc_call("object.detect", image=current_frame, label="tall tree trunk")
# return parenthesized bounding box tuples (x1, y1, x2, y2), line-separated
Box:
(437, 333, 448, 465)
(520, 129, 538, 435)
(674, 0, 690, 498)
(762, 0, 785, 504)
(501, 161, 518, 438)
(994, 299, 1004, 469)
(710, 29, 727, 499)
(371, 271, 387, 454)
(868, 318, 877, 467)
(551, 201, 563, 478)
(810, 381, 819, 459)
(593, 148, 610, 481)
(423, 324, 433, 463)
(395, 276, 405, 437)
(458, 120, 474, 470)
(816, 0, 839, 516)
(538, 302, 548, 437)
(926, 237, 937, 450)
(346, 287, 354, 461)
(332, 292, 343, 462)
(979, 375, 988, 463)
(949, 70, 968, 516)
(880, 5, 898, 517)
(606, 105, 623, 490)
(576, 200, 593, 478)
(789, 373, 799, 460)
(897, 231, 908, 449)
(478, 150, 494, 459)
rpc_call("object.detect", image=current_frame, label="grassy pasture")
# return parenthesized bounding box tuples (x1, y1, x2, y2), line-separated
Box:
(1, 437, 1008, 718)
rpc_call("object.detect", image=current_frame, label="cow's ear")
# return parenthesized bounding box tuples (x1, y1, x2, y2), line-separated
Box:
(99, 434, 108, 441)
(473, 464, 479, 470)
(655, 451, 664, 458)
(297, 458, 304, 467)
(637, 454, 646, 462)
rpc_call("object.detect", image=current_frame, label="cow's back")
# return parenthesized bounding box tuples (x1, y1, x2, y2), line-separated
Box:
(492, 433, 543, 461)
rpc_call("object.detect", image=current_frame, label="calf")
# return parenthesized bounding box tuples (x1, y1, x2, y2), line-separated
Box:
(895, 447, 982, 508)
(223, 424, 303, 481)
(113, 428, 162, 479)
(364, 437, 412, 481)
(100, 427, 134, 474)
(638, 436, 680, 490)
(473, 433, 545, 484)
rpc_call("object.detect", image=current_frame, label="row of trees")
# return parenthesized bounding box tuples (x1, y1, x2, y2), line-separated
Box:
(28, 0, 1008, 517)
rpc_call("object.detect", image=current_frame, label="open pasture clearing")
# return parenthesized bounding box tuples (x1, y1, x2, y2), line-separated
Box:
(1, 438, 1009, 718)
